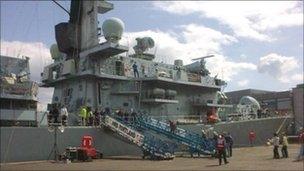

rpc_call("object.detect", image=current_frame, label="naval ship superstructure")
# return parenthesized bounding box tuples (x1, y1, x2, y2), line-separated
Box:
(41, 0, 227, 124)
(0, 55, 38, 126)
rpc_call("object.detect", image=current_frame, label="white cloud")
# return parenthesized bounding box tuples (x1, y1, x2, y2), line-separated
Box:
(291, 73, 304, 82)
(123, 24, 255, 81)
(237, 79, 249, 87)
(257, 53, 301, 83)
(1, 40, 54, 110)
(153, 1, 303, 41)
(240, 54, 248, 60)
(206, 55, 257, 81)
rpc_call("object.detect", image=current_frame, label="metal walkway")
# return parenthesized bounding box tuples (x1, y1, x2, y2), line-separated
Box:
(102, 115, 175, 160)
(135, 115, 216, 156)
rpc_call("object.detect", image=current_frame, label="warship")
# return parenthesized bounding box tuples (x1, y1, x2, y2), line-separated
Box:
(1, 0, 295, 163)
(0, 55, 39, 127)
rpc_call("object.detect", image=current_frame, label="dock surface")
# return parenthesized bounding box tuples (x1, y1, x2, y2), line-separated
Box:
(1, 144, 303, 170)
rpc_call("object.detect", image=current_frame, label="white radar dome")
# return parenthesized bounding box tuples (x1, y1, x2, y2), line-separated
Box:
(102, 17, 125, 43)
(50, 44, 63, 60)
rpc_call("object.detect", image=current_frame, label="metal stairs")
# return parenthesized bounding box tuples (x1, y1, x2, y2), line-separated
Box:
(135, 115, 216, 156)
(102, 115, 175, 160)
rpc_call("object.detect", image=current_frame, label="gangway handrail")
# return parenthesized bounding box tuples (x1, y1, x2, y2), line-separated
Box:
(104, 115, 144, 146)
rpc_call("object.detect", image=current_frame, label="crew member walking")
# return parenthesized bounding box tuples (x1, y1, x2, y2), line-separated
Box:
(217, 134, 229, 165)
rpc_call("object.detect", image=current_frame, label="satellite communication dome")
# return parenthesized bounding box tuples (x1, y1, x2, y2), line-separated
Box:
(239, 96, 261, 109)
(102, 17, 125, 43)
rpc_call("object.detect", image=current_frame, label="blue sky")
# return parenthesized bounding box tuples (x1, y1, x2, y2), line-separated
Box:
(1, 1, 303, 108)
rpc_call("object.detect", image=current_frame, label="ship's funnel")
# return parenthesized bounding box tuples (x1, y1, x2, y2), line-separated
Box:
(102, 17, 125, 43)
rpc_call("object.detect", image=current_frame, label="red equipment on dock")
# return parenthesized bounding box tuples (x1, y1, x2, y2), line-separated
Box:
(79, 135, 100, 159)
(61, 135, 102, 162)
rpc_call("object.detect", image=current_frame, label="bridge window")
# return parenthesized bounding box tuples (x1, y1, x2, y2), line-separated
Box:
(115, 61, 125, 76)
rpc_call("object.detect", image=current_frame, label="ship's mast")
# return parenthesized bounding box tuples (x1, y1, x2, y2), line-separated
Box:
(70, 0, 99, 51)
(55, 0, 113, 57)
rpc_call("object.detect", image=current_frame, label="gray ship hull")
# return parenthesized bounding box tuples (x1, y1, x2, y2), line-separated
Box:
(1, 126, 141, 163)
(1, 117, 293, 163)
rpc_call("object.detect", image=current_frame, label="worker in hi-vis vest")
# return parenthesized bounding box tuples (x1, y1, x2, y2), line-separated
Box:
(79, 106, 87, 126)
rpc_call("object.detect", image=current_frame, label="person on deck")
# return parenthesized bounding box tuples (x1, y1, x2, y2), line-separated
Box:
(132, 62, 139, 78)
(130, 108, 137, 123)
(79, 106, 87, 126)
(51, 104, 60, 123)
(93, 108, 100, 126)
(87, 107, 93, 126)
(60, 105, 68, 126)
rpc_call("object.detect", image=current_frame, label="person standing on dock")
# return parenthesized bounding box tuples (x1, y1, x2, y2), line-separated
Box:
(281, 132, 288, 158)
(295, 128, 304, 161)
(217, 134, 229, 165)
(224, 132, 233, 157)
(269, 133, 280, 159)
(249, 130, 256, 147)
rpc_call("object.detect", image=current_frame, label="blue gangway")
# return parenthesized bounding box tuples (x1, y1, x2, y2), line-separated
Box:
(134, 115, 216, 156)
(102, 115, 175, 160)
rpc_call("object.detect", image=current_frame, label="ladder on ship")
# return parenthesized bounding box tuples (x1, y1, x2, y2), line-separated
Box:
(135, 115, 216, 156)
(102, 115, 175, 160)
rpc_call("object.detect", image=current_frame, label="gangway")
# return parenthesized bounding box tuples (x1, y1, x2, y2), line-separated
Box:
(135, 115, 216, 156)
(102, 115, 175, 160)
